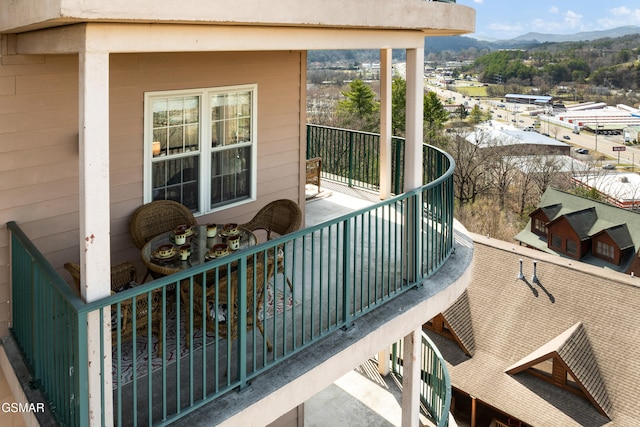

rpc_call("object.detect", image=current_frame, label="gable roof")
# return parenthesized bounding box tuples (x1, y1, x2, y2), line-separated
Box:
(505, 322, 612, 418)
(441, 289, 475, 356)
(515, 188, 640, 272)
(593, 224, 635, 250)
(428, 235, 640, 426)
(549, 207, 597, 240)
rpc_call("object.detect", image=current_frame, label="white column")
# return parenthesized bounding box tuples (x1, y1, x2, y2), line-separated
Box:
(403, 47, 424, 282)
(404, 48, 424, 191)
(379, 48, 392, 200)
(79, 49, 113, 426)
(401, 328, 421, 427)
(377, 347, 390, 376)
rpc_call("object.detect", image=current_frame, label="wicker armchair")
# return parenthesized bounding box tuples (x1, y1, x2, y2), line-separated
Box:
(64, 262, 165, 355)
(129, 200, 198, 249)
(240, 199, 302, 242)
(240, 199, 301, 290)
(129, 200, 198, 281)
(181, 256, 273, 353)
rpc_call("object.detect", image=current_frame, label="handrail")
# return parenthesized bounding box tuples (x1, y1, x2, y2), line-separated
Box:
(7, 143, 454, 426)
(391, 332, 452, 427)
(306, 124, 453, 195)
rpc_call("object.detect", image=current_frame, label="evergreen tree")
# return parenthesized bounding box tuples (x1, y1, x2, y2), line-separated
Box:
(336, 79, 380, 132)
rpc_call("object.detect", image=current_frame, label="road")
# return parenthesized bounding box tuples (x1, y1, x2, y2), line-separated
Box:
(427, 82, 640, 170)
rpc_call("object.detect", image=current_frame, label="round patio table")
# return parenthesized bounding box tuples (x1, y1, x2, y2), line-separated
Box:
(141, 224, 257, 277)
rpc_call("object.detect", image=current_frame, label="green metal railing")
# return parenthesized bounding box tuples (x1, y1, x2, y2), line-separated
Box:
(307, 124, 445, 195)
(391, 333, 452, 427)
(8, 142, 454, 426)
(8, 222, 88, 426)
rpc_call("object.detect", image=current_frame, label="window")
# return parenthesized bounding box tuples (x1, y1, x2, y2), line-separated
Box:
(551, 234, 561, 249)
(596, 241, 614, 259)
(566, 240, 577, 256)
(145, 85, 257, 214)
(533, 218, 547, 235)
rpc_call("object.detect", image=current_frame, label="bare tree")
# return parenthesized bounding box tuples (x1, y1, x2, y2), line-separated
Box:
(441, 128, 497, 205)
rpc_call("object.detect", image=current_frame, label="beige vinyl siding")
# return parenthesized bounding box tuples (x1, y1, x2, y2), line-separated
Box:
(0, 50, 304, 336)
(0, 54, 79, 334)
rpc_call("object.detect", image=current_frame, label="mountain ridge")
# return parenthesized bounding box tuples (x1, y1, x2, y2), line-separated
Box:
(425, 25, 640, 53)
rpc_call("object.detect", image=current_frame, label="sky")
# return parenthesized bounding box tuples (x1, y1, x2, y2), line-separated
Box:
(455, 1, 640, 40)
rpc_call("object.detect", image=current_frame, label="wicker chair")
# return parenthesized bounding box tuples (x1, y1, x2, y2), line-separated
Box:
(64, 262, 165, 355)
(181, 256, 273, 353)
(129, 200, 198, 281)
(240, 199, 301, 290)
(240, 199, 302, 242)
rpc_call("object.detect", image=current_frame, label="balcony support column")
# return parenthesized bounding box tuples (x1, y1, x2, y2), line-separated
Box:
(79, 48, 113, 426)
(404, 47, 424, 283)
(401, 328, 421, 427)
(379, 48, 392, 200)
(404, 47, 424, 191)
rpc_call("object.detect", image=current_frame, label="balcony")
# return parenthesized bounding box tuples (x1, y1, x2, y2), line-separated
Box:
(6, 127, 471, 426)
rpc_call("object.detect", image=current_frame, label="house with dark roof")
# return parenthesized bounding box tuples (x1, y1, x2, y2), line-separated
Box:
(515, 188, 640, 276)
(425, 235, 640, 426)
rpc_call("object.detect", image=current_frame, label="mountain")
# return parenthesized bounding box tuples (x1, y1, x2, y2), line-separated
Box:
(510, 26, 640, 44)
(425, 26, 640, 53)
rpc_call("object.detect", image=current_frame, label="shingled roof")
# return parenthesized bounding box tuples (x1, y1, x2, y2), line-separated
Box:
(515, 188, 640, 273)
(428, 234, 640, 426)
(441, 290, 475, 356)
(506, 322, 612, 418)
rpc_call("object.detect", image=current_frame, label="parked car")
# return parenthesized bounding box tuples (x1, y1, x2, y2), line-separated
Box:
(575, 148, 589, 154)
(602, 164, 616, 170)
(563, 135, 571, 140)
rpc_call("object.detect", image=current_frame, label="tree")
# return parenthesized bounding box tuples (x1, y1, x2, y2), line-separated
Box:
(336, 79, 380, 132)
(391, 77, 406, 136)
(468, 104, 485, 125)
(424, 91, 449, 144)
(442, 128, 495, 205)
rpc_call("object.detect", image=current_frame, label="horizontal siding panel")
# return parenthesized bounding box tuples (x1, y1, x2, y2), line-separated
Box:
(16, 73, 77, 95)
(0, 159, 77, 190)
(0, 143, 76, 172)
(0, 178, 77, 211)
(2, 195, 78, 228)
(0, 55, 76, 77)
(0, 127, 77, 153)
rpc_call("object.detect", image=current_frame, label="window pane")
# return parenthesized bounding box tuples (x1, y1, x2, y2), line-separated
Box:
(153, 99, 168, 127)
(168, 99, 184, 126)
(185, 124, 199, 151)
(210, 146, 251, 209)
(238, 91, 251, 117)
(238, 117, 251, 143)
(168, 127, 184, 154)
(211, 121, 223, 147)
(152, 156, 199, 211)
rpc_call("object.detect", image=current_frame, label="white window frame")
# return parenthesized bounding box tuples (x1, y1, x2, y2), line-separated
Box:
(143, 84, 258, 215)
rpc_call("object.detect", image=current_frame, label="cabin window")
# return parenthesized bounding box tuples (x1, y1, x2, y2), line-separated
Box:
(566, 240, 578, 256)
(551, 234, 562, 249)
(596, 241, 614, 259)
(145, 85, 257, 214)
(533, 218, 547, 235)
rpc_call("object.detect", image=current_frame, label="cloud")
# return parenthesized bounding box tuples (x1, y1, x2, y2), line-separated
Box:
(548, 6, 559, 14)
(563, 10, 584, 30)
(597, 7, 640, 29)
(473, 0, 483, 3)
